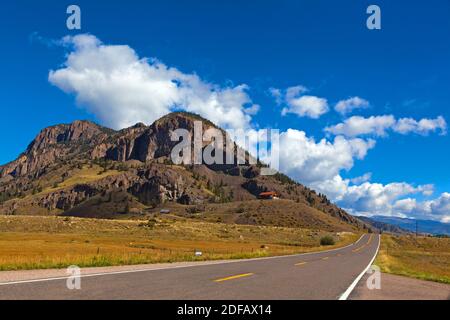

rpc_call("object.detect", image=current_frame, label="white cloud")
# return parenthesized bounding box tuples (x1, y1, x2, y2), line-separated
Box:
(285, 85, 308, 100)
(393, 116, 447, 135)
(337, 182, 434, 216)
(310, 177, 450, 222)
(283, 154, 448, 222)
(275, 129, 375, 185)
(309, 174, 443, 219)
(309, 175, 350, 201)
(350, 172, 372, 184)
(267, 125, 446, 221)
(335, 96, 369, 115)
(393, 198, 417, 213)
(325, 115, 447, 137)
(269, 88, 283, 105)
(281, 96, 329, 119)
(244, 104, 260, 115)
(271, 86, 329, 119)
(49, 34, 254, 130)
(325, 115, 396, 137)
(295, 167, 446, 221)
(428, 193, 450, 216)
(392, 193, 450, 222)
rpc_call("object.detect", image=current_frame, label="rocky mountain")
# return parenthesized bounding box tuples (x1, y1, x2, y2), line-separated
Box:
(0, 112, 368, 231)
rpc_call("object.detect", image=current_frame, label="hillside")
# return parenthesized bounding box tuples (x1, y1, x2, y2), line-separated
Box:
(357, 216, 409, 235)
(0, 112, 368, 232)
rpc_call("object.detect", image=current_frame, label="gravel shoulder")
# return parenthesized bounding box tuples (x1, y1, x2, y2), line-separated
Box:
(350, 272, 450, 300)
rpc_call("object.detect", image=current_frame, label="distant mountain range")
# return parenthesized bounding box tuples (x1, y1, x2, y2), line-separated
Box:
(357, 216, 409, 234)
(360, 215, 450, 236)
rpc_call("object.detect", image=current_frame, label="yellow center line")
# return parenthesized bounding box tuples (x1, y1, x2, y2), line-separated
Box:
(366, 234, 373, 245)
(295, 262, 307, 266)
(214, 273, 254, 283)
(353, 234, 373, 252)
(321, 257, 329, 260)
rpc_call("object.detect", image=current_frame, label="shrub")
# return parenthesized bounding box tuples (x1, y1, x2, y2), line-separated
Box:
(320, 235, 335, 246)
(146, 218, 157, 229)
(186, 205, 205, 214)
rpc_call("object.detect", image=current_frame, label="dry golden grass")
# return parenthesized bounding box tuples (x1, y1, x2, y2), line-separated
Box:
(0, 215, 359, 271)
(176, 199, 359, 232)
(376, 234, 450, 284)
(42, 165, 120, 194)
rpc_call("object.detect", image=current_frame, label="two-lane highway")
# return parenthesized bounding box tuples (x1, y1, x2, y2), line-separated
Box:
(0, 234, 380, 300)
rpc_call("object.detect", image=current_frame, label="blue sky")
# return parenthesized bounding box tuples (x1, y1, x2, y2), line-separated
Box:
(1, 0, 449, 220)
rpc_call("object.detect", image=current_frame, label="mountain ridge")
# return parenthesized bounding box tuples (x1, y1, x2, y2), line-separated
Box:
(366, 215, 450, 235)
(0, 112, 369, 232)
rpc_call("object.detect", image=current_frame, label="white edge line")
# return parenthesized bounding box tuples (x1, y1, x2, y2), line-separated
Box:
(338, 234, 381, 300)
(0, 234, 366, 286)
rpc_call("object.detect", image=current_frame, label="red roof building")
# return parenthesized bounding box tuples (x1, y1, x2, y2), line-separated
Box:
(258, 191, 279, 199)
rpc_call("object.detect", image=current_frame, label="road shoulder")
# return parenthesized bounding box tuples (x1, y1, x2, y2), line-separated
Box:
(350, 272, 450, 300)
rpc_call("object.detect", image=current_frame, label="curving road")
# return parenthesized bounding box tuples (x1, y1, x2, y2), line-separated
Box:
(0, 234, 379, 300)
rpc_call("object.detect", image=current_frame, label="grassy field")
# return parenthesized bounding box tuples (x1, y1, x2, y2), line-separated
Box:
(376, 234, 450, 284)
(0, 215, 358, 271)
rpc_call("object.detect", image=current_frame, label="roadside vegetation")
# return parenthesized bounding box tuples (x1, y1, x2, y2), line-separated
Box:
(320, 235, 335, 246)
(0, 215, 358, 271)
(376, 234, 450, 284)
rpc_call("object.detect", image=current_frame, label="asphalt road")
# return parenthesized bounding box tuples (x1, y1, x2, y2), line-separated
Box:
(0, 234, 379, 300)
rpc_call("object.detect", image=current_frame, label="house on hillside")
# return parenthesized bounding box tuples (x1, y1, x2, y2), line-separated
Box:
(258, 191, 279, 200)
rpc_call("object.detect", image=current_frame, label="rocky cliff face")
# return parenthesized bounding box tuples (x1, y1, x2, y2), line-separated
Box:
(0, 112, 367, 231)
(0, 112, 243, 180)
(0, 120, 112, 179)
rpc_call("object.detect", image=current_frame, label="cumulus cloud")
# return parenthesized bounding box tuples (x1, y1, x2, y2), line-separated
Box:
(309, 174, 447, 220)
(274, 129, 375, 185)
(271, 86, 329, 119)
(393, 116, 447, 136)
(392, 193, 450, 222)
(281, 96, 329, 119)
(393, 198, 418, 213)
(49, 34, 255, 130)
(325, 115, 447, 137)
(310, 176, 450, 222)
(350, 172, 372, 184)
(325, 115, 396, 137)
(335, 96, 369, 115)
(257, 124, 444, 222)
(244, 104, 260, 115)
(337, 182, 434, 215)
